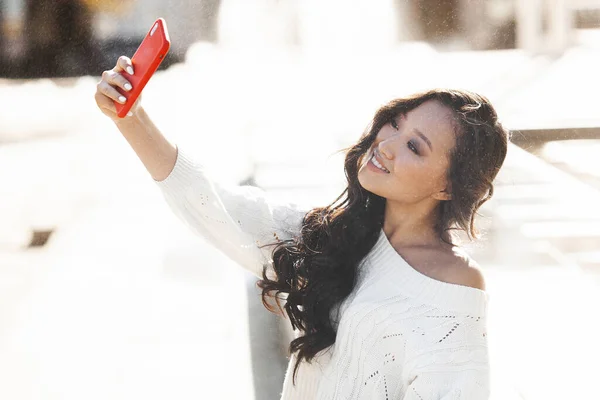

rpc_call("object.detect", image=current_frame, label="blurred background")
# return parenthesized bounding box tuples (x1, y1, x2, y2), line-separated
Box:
(1, 0, 600, 399)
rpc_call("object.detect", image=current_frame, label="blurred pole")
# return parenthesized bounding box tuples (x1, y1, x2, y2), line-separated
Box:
(245, 274, 288, 400)
(546, 0, 573, 54)
(458, 0, 487, 50)
(516, 0, 544, 53)
(394, 0, 425, 42)
(516, 0, 573, 55)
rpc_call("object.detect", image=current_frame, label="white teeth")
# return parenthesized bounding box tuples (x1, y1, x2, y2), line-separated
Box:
(371, 154, 389, 173)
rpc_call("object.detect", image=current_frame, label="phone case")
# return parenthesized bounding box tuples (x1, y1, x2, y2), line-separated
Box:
(115, 18, 171, 118)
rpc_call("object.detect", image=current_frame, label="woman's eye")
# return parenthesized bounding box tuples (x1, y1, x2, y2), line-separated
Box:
(390, 118, 399, 130)
(408, 140, 419, 155)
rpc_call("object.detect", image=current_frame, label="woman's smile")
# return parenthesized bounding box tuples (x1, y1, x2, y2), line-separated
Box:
(367, 156, 389, 173)
(367, 151, 390, 174)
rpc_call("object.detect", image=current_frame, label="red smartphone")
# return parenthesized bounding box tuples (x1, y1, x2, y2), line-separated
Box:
(115, 18, 171, 118)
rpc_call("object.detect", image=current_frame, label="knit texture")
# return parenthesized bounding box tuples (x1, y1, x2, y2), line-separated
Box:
(154, 145, 491, 399)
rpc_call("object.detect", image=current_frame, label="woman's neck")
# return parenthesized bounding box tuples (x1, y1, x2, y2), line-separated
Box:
(383, 202, 451, 248)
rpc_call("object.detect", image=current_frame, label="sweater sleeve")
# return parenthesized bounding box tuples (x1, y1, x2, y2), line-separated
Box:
(154, 145, 309, 279)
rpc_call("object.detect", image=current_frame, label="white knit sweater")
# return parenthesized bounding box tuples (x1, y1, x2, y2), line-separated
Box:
(154, 146, 491, 399)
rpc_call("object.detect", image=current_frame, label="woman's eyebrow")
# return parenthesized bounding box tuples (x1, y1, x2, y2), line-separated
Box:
(412, 128, 433, 152)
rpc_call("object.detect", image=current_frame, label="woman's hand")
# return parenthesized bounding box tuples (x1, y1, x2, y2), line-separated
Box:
(94, 56, 142, 121)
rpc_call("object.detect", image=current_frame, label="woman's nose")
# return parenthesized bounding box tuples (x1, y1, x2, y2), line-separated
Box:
(378, 144, 393, 160)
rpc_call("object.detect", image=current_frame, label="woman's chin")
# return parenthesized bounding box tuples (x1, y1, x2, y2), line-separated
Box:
(357, 172, 376, 193)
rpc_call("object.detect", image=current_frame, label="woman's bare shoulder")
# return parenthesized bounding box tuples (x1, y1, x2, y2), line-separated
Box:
(400, 244, 486, 291)
(436, 247, 486, 290)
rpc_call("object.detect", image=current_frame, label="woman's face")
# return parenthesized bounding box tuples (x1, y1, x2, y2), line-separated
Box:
(358, 100, 457, 205)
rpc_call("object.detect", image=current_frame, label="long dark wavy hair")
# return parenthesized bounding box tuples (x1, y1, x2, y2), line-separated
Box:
(256, 88, 510, 385)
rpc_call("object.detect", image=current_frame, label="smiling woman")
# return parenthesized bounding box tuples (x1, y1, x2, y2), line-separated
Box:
(257, 88, 510, 398)
(96, 60, 509, 398)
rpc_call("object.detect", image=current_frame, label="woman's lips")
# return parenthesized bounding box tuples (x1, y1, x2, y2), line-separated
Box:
(367, 155, 389, 174)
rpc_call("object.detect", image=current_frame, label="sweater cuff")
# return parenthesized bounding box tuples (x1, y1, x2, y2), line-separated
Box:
(153, 145, 205, 194)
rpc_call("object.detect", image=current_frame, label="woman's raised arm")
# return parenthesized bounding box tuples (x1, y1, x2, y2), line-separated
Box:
(95, 55, 308, 278)
(153, 146, 308, 278)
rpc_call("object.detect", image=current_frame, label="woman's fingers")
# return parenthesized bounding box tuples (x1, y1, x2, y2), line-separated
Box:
(94, 89, 117, 114)
(97, 76, 127, 104)
(101, 69, 132, 93)
(95, 56, 140, 120)
(116, 55, 134, 76)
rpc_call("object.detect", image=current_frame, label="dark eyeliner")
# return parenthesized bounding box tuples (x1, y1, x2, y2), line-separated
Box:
(408, 140, 419, 155)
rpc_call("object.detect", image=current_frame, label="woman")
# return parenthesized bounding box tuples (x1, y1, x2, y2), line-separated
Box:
(95, 56, 509, 399)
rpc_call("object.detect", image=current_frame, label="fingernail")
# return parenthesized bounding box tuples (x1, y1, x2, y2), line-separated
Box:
(119, 96, 126, 103)
(127, 66, 134, 75)
(127, 111, 133, 117)
(124, 83, 132, 91)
